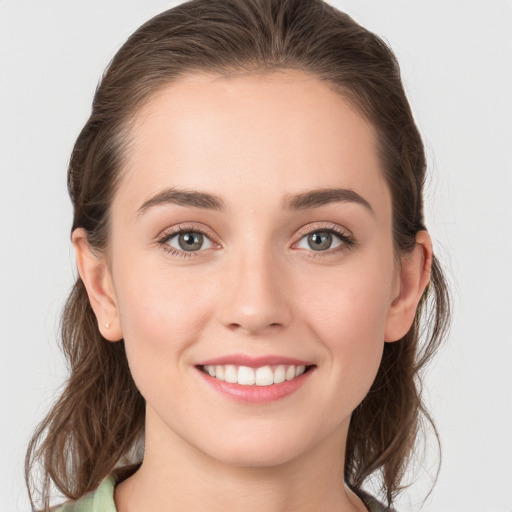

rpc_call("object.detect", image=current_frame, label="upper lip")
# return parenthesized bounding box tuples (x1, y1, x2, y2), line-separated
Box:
(195, 354, 314, 368)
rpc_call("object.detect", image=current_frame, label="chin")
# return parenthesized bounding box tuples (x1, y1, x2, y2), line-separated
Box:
(193, 422, 327, 470)
(208, 442, 304, 469)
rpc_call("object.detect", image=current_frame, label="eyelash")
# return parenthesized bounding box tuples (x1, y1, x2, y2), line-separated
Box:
(157, 224, 217, 258)
(156, 223, 355, 258)
(293, 223, 356, 257)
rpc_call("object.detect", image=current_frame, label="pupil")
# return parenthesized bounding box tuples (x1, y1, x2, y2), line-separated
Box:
(308, 232, 331, 251)
(179, 232, 203, 251)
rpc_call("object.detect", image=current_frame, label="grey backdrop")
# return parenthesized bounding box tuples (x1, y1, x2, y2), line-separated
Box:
(1, 1, 511, 510)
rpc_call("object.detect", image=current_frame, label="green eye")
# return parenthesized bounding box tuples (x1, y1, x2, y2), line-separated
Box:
(178, 232, 204, 251)
(166, 231, 213, 252)
(296, 229, 349, 252)
(307, 231, 334, 251)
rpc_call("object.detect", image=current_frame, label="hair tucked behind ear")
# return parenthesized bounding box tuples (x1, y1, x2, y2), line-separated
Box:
(26, 0, 450, 509)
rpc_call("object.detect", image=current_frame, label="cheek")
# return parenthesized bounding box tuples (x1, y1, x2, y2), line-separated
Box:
(295, 255, 396, 393)
(298, 259, 394, 338)
(111, 257, 217, 391)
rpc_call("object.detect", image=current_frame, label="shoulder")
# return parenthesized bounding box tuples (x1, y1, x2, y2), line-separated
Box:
(52, 475, 117, 512)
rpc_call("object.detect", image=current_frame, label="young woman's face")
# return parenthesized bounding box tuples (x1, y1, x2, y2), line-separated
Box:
(106, 71, 401, 467)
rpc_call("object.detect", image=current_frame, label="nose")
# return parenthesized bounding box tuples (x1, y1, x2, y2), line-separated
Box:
(218, 247, 292, 336)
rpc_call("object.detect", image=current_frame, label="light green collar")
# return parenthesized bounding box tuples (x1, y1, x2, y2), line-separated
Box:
(55, 474, 117, 512)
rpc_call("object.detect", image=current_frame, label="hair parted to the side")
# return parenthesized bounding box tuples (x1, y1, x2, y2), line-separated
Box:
(26, 0, 450, 509)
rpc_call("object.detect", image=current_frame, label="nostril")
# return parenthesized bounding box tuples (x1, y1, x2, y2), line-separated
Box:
(225, 321, 285, 335)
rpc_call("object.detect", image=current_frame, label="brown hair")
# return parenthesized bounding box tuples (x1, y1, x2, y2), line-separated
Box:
(26, 0, 450, 508)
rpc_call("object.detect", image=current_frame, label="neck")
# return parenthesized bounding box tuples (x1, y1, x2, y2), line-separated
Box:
(115, 408, 365, 512)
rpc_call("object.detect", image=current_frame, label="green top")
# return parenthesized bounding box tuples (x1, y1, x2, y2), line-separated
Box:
(54, 475, 391, 512)
(54, 475, 117, 512)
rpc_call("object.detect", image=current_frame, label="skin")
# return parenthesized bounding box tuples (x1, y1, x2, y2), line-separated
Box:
(73, 70, 432, 512)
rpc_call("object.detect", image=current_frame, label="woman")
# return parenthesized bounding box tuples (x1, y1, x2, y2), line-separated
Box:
(25, 0, 450, 510)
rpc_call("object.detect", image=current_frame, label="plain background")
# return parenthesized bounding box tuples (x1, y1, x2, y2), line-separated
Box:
(1, 1, 511, 510)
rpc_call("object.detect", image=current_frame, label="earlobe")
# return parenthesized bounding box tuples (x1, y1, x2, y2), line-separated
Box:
(72, 228, 123, 342)
(384, 231, 432, 342)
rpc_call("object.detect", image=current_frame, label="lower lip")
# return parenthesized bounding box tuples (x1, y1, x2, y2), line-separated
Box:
(196, 367, 314, 403)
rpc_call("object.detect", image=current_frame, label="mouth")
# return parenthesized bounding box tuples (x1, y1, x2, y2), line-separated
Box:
(198, 364, 315, 386)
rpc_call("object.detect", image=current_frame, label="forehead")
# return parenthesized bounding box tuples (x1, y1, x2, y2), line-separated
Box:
(116, 70, 390, 219)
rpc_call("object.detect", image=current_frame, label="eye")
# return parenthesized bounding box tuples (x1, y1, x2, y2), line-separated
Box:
(162, 229, 213, 253)
(295, 228, 353, 252)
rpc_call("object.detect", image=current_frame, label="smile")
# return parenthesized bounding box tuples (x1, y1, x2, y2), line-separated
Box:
(200, 364, 309, 386)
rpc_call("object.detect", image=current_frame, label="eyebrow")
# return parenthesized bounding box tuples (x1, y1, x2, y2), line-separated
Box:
(137, 186, 373, 216)
(283, 188, 374, 214)
(137, 188, 225, 215)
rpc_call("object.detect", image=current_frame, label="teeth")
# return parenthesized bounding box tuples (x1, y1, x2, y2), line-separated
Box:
(215, 365, 225, 380)
(238, 366, 255, 385)
(225, 365, 237, 384)
(255, 366, 273, 386)
(202, 364, 309, 386)
(273, 365, 286, 384)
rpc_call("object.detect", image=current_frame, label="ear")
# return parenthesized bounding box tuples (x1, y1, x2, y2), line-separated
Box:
(385, 230, 432, 342)
(72, 228, 123, 342)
